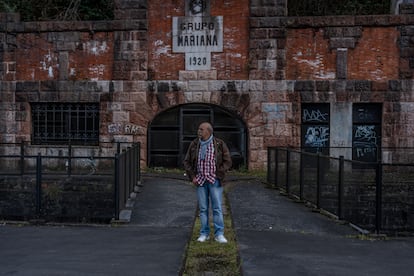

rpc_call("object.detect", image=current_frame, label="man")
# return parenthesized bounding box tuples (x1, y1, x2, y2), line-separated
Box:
(183, 122, 232, 243)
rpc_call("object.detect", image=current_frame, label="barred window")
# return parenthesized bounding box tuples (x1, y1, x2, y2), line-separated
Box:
(301, 103, 330, 154)
(31, 103, 99, 145)
(352, 103, 382, 163)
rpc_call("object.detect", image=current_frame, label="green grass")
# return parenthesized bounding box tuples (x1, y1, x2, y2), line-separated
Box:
(182, 195, 241, 275)
(229, 168, 266, 179)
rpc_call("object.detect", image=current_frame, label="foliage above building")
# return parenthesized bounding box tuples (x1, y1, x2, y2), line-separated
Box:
(288, 0, 390, 16)
(0, 0, 114, 21)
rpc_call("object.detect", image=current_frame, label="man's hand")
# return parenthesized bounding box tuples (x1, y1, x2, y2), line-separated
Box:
(192, 177, 199, 186)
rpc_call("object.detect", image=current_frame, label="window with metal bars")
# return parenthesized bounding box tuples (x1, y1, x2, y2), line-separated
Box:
(301, 103, 330, 154)
(31, 103, 99, 145)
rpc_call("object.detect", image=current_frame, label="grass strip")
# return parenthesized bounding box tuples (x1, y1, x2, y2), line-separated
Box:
(181, 194, 241, 275)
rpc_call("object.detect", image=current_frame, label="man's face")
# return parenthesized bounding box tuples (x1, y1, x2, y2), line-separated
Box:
(197, 123, 211, 141)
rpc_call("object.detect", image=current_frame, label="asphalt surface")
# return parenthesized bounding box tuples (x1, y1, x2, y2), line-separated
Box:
(228, 179, 414, 276)
(0, 175, 196, 276)
(1, 173, 414, 276)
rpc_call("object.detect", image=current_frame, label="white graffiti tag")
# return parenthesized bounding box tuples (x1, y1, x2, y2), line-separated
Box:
(303, 109, 328, 122)
(354, 125, 378, 158)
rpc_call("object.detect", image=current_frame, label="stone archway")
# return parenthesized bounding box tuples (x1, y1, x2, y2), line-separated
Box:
(148, 103, 247, 169)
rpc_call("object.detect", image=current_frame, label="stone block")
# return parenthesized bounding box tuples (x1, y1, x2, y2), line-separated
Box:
(324, 27, 344, 38)
(179, 70, 197, 81)
(188, 80, 208, 92)
(130, 71, 148, 81)
(399, 25, 414, 36)
(329, 37, 356, 49)
(208, 80, 226, 92)
(315, 80, 331, 92)
(354, 80, 371, 92)
(157, 81, 170, 92)
(336, 48, 348, 80)
(40, 80, 58, 92)
(294, 80, 315, 92)
(250, 28, 268, 39)
(171, 81, 187, 92)
(115, 0, 147, 9)
(250, 17, 282, 28)
(197, 70, 217, 80)
(399, 3, 414, 14)
(258, 59, 276, 70)
(389, 80, 402, 91)
(343, 26, 363, 38)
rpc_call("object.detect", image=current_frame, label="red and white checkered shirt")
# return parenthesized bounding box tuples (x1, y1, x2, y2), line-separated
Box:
(195, 141, 216, 185)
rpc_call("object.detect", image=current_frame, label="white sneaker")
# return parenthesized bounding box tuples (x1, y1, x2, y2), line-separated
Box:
(197, 235, 209, 242)
(215, 235, 228, 243)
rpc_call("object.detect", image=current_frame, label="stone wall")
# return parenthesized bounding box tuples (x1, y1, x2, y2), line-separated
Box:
(0, 0, 414, 170)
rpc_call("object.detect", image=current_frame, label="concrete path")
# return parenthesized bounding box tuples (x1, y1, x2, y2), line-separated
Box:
(227, 179, 414, 276)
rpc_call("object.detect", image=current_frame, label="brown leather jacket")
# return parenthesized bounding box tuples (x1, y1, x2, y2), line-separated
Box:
(183, 137, 232, 184)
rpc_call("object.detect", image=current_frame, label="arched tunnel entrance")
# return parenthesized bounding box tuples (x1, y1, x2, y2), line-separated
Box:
(148, 103, 247, 169)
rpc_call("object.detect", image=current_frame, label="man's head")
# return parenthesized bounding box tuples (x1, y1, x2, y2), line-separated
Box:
(197, 122, 213, 141)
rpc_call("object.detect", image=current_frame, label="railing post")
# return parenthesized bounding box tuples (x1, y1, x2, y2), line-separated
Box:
(124, 148, 128, 204)
(127, 146, 132, 198)
(274, 147, 279, 188)
(286, 148, 290, 194)
(36, 153, 42, 217)
(338, 156, 344, 220)
(131, 144, 136, 192)
(136, 142, 141, 185)
(299, 151, 304, 200)
(375, 161, 383, 234)
(67, 143, 72, 176)
(267, 148, 272, 184)
(316, 153, 321, 209)
(20, 141, 24, 175)
(114, 153, 120, 220)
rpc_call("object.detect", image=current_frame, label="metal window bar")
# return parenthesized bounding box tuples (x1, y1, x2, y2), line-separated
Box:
(32, 103, 99, 145)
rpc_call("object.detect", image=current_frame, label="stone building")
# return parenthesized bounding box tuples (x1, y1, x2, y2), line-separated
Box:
(1, 0, 414, 170)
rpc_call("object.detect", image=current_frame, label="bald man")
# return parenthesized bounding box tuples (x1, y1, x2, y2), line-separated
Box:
(183, 122, 232, 243)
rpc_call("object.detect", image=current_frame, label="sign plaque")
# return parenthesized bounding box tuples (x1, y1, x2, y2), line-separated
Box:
(172, 0, 223, 70)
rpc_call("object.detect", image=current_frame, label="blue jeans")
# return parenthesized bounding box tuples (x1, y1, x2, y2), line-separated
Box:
(197, 179, 225, 237)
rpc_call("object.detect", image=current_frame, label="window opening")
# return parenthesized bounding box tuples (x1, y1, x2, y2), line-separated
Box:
(352, 103, 382, 163)
(31, 103, 99, 145)
(301, 103, 330, 155)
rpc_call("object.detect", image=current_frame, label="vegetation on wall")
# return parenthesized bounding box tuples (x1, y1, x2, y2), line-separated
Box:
(0, 0, 394, 20)
(288, 0, 390, 16)
(0, 0, 114, 21)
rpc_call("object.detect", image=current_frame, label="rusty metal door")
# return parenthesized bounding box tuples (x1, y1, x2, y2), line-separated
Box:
(148, 104, 246, 169)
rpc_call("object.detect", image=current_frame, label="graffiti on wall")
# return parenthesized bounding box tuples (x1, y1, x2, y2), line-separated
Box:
(304, 125, 329, 148)
(302, 108, 328, 123)
(353, 125, 378, 160)
(108, 123, 144, 135)
(302, 104, 330, 154)
(352, 104, 381, 162)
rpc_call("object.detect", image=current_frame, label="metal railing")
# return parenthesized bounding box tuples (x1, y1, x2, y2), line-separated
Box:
(114, 142, 141, 220)
(0, 142, 141, 223)
(267, 147, 414, 234)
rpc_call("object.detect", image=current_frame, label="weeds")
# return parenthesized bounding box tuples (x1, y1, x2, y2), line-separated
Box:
(182, 193, 241, 276)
